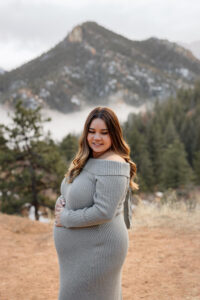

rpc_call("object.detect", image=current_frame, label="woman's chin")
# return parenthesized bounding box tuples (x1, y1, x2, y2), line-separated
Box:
(91, 145, 104, 151)
(91, 148, 111, 158)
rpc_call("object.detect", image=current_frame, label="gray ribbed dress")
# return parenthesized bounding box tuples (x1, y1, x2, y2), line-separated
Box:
(53, 158, 130, 300)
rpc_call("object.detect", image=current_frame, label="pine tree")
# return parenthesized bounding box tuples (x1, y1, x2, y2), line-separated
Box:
(59, 133, 79, 162)
(0, 101, 66, 220)
(160, 139, 194, 189)
(180, 116, 199, 166)
(146, 118, 165, 187)
(123, 114, 154, 192)
(164, 117, 179, 145)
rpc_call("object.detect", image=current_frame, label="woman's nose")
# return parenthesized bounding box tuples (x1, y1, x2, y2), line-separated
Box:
(93, 133, 101, 140)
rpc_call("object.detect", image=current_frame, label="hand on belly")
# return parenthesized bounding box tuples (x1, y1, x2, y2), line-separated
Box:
(55, 195, 66, 227)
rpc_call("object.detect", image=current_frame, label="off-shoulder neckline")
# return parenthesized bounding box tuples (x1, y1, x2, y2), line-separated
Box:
(84, 158, 130, 176)
(88, 157, 129, 165)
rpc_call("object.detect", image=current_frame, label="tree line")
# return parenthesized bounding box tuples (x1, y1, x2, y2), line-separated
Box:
(122, 81, 200, 192)
(0, 82, 200, 218)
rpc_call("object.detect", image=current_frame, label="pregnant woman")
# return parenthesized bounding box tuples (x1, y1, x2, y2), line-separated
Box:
(53, 106, 139, 300)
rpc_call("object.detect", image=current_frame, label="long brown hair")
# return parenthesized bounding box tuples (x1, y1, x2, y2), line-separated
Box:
(65, 106, 139, 191)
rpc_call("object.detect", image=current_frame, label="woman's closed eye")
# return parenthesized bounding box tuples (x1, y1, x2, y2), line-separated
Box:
(88, 131, 108, 135)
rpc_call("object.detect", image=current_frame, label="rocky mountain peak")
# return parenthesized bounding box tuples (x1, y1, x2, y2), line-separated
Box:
(68, 25, 83, 43)
(0, 22, 200, 113)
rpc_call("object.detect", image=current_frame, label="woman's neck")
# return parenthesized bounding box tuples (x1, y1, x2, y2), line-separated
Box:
(92, 149, 114, 159)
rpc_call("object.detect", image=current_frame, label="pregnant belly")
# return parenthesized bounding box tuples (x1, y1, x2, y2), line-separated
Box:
(53, 214, 128, 264)
(53, 224, 100, 257)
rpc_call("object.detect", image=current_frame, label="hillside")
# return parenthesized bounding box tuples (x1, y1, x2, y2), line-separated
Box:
(0, 200, 200, 300)
(0, 21, 200, 112)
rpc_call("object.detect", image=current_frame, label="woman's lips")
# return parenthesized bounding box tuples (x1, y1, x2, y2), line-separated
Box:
(92, 143, 103, 147)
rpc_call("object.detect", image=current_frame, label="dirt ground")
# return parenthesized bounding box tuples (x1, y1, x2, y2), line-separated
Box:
(0, 209, 200, 300)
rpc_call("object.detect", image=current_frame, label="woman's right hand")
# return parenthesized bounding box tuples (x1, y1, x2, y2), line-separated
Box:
(55, 195, 65, 212)
(54, 195, 66, 226)
(55, 195, 66, 209)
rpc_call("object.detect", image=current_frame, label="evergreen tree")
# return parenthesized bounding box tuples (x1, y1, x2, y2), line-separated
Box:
(160, 139, 194, 189)
(0, 101, 66, 220)
(59, 133, 79, 162)
(146, 118, 165, 187)
(136, 146, 154, 192)
(164, 117, 179, 145)
(180, 115, 199, 166)
(123, 113, 154, 191)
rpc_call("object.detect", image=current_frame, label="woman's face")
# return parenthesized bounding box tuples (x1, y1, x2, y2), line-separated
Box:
(87, 118, 112, 158)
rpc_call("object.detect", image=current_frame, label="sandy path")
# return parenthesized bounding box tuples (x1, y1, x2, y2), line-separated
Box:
(0, 213, 199, 300)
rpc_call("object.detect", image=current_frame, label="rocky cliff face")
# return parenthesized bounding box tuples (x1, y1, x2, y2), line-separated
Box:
(0, 21, 200, 112)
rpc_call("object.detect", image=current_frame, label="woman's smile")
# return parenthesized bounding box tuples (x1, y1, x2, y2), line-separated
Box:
(93, 143, 103, 146)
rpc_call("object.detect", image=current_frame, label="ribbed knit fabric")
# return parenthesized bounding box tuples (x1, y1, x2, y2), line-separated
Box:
(53, 158, 130, 300)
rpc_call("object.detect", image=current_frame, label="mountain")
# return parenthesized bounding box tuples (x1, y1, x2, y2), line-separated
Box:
(0, 21, 200, 112)
(179, 40, 200, 60)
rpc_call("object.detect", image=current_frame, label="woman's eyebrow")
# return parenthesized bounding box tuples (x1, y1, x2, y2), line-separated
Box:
(89, 127, 108, 131)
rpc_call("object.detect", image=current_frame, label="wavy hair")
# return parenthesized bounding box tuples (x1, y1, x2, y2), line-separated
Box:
(65, 106, 139, 191)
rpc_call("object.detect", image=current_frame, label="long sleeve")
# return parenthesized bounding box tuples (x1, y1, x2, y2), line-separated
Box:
(60, 174, 128, 228)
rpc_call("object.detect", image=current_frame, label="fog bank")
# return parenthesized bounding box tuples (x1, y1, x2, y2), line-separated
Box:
(0, 103, 148, 142)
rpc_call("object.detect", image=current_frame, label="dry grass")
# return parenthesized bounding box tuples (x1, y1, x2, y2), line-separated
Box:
(132, 187, 200, 231)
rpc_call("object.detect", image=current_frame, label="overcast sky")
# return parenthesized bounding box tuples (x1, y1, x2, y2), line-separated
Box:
(0, 0, 200, 71)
